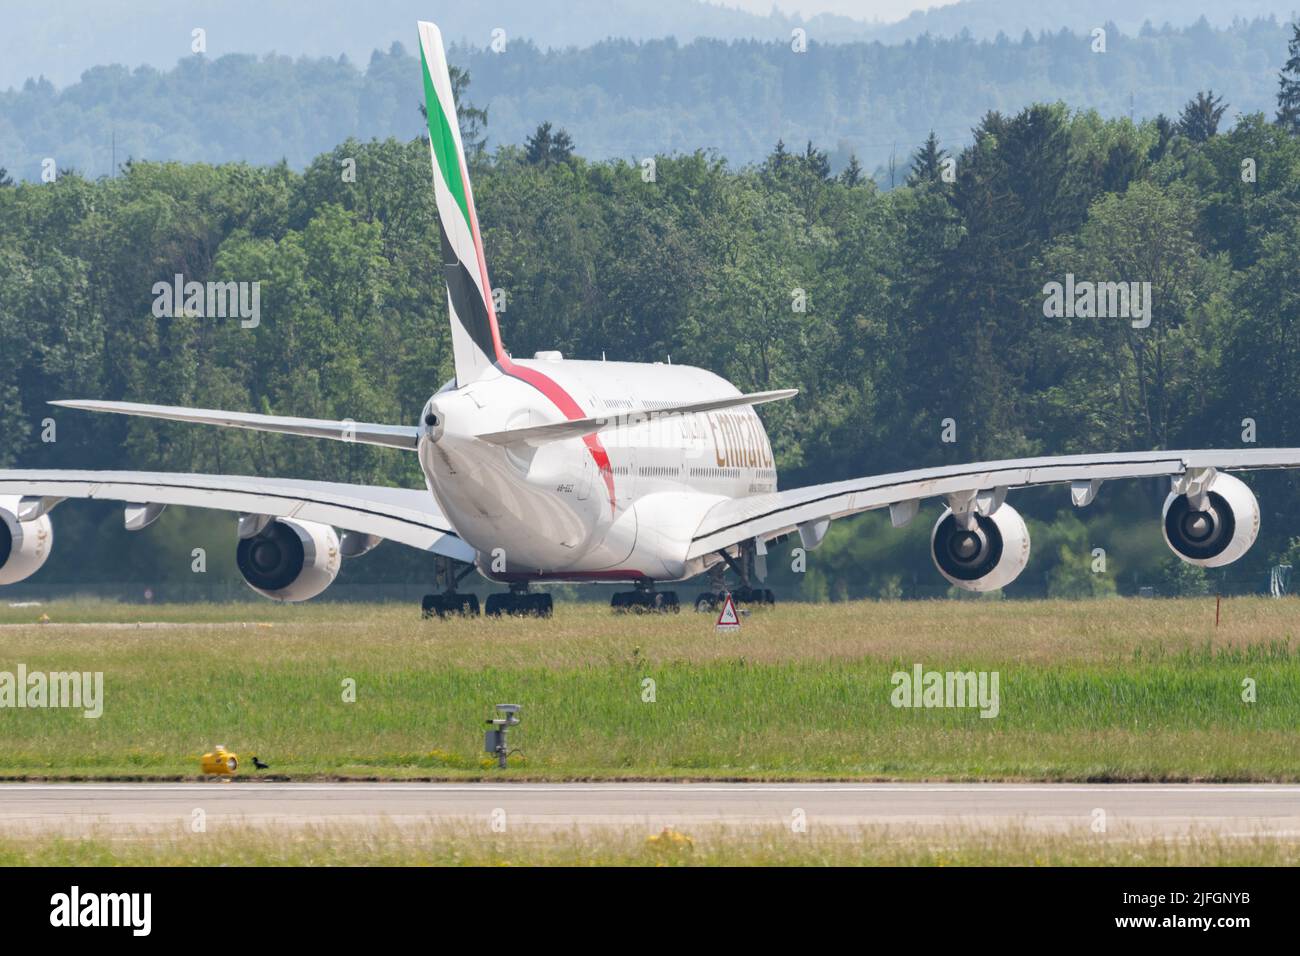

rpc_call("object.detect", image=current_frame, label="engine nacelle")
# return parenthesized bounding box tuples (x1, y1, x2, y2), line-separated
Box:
(931, 502, 1031, 592)
(1162, 471, 1259, 568)
(236, 518, 340, 602)
(0, 496, 53, 586)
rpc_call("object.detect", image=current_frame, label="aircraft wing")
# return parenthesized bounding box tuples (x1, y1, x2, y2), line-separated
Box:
(474, 389, 798, 447)
(686, 448, 1300, 559)
(50, 400, 421, 451)
(0, 470, 475, 561)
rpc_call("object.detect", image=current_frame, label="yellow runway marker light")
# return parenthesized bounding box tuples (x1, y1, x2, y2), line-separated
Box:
(200, 745, 238, 776)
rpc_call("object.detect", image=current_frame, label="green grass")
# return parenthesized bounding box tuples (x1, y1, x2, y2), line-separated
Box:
(5, 822, 1299, 866)
(0, 598, 1298, 780)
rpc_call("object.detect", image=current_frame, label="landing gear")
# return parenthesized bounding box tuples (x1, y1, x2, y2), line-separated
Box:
(486, 583, 554, 617)
(694, 542, 777, 611)
(693, 586, 775, 612)
(422, 592, 480, 617)
(421, 555, 481, 618)
(611, 582, 680, 613)
(733, 585, 776, 606)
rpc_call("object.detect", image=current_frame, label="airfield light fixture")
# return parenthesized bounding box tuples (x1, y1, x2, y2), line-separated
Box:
(484, 703, 522, 769)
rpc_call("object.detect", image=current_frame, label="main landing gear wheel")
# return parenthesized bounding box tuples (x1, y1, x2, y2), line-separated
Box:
(485, 591, 554, 617)
(699, 540, 778, 612)
(694, 586, 775, 612)
(611, 590, 680, 614)
(422, 555, 482, 619)
(733, 585, 776, 607)
(421, 592, 481, 619)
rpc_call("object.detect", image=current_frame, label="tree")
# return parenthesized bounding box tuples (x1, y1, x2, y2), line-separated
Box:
(1157, 556, 1209, 596)
(1101, 140, 1143, 193)
(1149, 114, 1177, 161)
(839, 154, 864, 187)
(0, 167, 12, 187)
(1040, 181, 1222, 451)
(1178, 90, 1228, 143)
(1216, 218, 1300, 449)
(418, 65, 489, 161)
(1277, 21, 1300, 133)
(762, 139, 793, 178)
(907, 131, 946, 186)
(524, 121, 575, 167)
(800, 141, 831, 181)
(449, 66, 489, 160)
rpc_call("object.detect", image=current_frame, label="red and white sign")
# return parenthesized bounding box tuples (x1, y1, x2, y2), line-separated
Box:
(715, 593, 740, 631)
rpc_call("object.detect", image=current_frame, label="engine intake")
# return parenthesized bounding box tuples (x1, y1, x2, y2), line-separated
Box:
(236, 518, 340, 602)
(931, 502, 1031, 592)
(1162, 472, 1259, 567)
(0, 496, 54, 586)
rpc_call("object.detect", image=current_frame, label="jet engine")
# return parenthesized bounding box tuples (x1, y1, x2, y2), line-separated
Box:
(1162, 471, 1259, 567)
(236, 518, 340, 602)
(0, 496, 54, 586)
(930, 502, 1031, 592)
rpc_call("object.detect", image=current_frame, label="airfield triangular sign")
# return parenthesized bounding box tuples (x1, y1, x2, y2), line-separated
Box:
(715, 593, 740, 631)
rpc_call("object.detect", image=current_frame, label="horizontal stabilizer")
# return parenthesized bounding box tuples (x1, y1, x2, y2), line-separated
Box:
(50, 400, 419, 451)
(474, 388, 798, 447)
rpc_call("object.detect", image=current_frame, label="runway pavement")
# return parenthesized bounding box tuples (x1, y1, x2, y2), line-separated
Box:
(0, 783, 1298, 835)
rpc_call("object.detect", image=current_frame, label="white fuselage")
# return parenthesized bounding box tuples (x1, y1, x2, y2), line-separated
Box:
(416, 357, 778, 583)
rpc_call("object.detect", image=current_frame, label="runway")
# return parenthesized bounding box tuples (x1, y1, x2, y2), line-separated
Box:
(0, 783, 1298, 836)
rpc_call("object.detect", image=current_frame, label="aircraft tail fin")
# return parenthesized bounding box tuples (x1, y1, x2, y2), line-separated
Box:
(417, 20, 504, 385)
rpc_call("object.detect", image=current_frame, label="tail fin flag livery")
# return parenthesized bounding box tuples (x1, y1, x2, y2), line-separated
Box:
(418, 20, 503, 385)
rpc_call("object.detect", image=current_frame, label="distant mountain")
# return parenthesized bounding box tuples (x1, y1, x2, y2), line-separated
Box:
(1, 18, 1293, 180)
(4, 0, 803, 91)
(866, 0, 1300, 42)
(6, 0, 1300, 92)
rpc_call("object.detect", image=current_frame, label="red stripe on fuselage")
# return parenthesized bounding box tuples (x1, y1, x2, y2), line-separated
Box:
(457, 154, 616, 512)
(497, 360, 617, 514)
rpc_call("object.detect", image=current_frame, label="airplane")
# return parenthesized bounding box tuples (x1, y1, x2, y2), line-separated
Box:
(2, 20, 1299, 617)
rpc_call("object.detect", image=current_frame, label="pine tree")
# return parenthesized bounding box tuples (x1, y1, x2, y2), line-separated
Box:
(764, 139, 792, 177)
(524, 121, 575, 167)
(1277, 21, 1300, 133)
(1150, 114, 1176, 161)
(839, 154, 863, 187)
(450, 67, 489, 160)
(418, 66, 489, 161)
(1178, 90, 1227, 143)
(801, 140, 831, 180)
(907, 131, 946, 185)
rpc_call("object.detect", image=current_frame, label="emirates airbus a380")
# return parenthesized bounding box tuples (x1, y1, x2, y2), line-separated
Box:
(2, 20, 1299, 617)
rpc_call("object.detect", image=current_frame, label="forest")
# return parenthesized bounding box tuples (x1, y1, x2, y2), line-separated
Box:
(2, 31, 1300, 602)
(1, 16, 1296, 180)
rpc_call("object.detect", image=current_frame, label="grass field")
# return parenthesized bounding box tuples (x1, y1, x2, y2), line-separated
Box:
(5, 821, 1300, 866)
(0, 597, 1297, 780)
